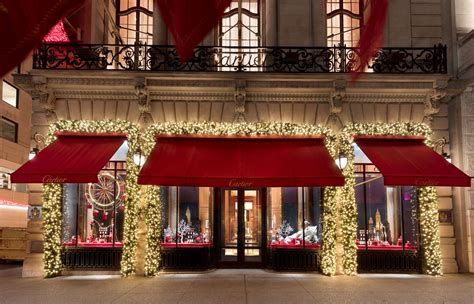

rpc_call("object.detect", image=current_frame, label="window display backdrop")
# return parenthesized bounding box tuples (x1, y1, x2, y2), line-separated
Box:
(62, 161, 126, 248)
(41, 120, 140, 278)
(340, 122, 442, 276)
(355, 164, 419, 251)
(142, 122, 339, 277)
(268, 187, 322, 249)
(161, 186, 213, 247)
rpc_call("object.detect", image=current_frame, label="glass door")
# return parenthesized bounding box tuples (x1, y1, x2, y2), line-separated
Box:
(220, 188, 264, 266)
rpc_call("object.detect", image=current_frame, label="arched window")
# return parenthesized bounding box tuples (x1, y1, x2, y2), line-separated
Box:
(117, 0, 153, 45)
(326, 0, 364, 47)
(220, 0, 261, 48)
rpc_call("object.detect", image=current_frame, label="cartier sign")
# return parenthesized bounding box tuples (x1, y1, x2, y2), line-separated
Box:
(42, 175, 67, 183)
(228, 179, 253, 187)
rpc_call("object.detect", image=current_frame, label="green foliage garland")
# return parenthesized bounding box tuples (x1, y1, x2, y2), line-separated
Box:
(340, 122, 442, 276)
(142, 121, 340, 276)
(42, 120, 141, 277)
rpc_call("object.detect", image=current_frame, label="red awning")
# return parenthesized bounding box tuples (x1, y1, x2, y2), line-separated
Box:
(354, 136, 471, 187)
(11, 135, 126, 183)
(138, 135, 344, 187)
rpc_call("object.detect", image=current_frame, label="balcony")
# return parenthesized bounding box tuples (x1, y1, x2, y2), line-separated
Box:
(33, 44, 448, 74)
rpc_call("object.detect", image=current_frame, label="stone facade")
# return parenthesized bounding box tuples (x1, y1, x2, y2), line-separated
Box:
(12, 0, 474, 276)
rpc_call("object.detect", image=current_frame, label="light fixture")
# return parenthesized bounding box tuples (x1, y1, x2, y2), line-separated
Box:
(434, 137, 452, 163)
(28, 147, 39, 160)
(29, 132, 45, 161)
(336, 152, 348, 169)
(442, 151, 452, 163)
(133, 148, 146, 167)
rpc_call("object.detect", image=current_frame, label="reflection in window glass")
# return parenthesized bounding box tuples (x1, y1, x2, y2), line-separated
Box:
(1, 117, 17, 143)
(268, 187, 322, 249)
(356, 164, 419, 251)
(326, 0, 363, 47)
(162, 187, 213, 247)
(2, 81, 18, 108)
(62, 162, 126, 247)
(117, 0, 153, 45)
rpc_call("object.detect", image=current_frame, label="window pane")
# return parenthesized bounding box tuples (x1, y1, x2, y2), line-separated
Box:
(303, 187, 322, 248)
(62, 184, 79, 246)
(268, 187, 303, 248)
(2, 81, 18, 107)
(1, 118, 17, 142)
(163, 187, 213, 247)
(356, 164, 419, 252)
(61, 162, 126, 248)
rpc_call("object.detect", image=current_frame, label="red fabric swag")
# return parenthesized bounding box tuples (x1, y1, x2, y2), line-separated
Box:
(0, 0, 83, 77)
(157, 0, 231, 62)
(351, 0, 389, 80)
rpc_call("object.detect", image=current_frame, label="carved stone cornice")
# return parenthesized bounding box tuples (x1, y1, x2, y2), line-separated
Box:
(246, 93, 328, 103)
(54, 90, 136, 100)
(47, 78, 136, 87)
(150, 91, 234, 102)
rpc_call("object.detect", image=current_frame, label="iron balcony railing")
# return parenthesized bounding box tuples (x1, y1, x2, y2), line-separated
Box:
(33, 43, 447, 74)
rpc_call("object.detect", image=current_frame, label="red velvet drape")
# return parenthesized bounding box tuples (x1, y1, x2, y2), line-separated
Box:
(351, 0, 389, 80)
(0, 0, 83, 77)
(156, 0, 232, 62)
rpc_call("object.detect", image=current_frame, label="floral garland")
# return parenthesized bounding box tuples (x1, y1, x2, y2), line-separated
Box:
(43, 120, 141, 277)
(142, 121, 340, 276)
(340, 122, 442, 275)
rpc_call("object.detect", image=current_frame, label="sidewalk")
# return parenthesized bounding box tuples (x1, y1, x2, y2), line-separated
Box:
(0, 266, 473, 304)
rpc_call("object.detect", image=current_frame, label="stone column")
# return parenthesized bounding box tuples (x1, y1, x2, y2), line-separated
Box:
(450, 87, 474, 273)
(22, 183, 44, 277)
(311, 0, 326, 46)
(153, 1, 168, 45)
(265, 0, 278, 46)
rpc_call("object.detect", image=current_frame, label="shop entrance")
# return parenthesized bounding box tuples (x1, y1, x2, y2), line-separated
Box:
(217, 188, 266, 267)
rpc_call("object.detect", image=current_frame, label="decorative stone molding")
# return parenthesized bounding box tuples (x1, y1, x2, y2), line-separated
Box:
(246, 93, 328, 103)
(424, 80, 448, 124)
(135, 78, 154, 127)
(234, 80, 246, 122)
(150, 91, 234, 102)
(27, 77, 58, 123)
(327, 80, 345, 129)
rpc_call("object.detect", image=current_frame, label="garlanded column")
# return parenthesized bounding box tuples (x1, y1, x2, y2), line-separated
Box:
(419, 186, 443, 275)
(41, 120, 141, 278)
(340, 122, 442, 276)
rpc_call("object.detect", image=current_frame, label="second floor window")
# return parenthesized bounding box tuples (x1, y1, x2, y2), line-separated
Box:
(117, 0, 153, 45)
(220, 0, 260, 48)
(327, 0, 363, 47)
(219, 0, 261, 71)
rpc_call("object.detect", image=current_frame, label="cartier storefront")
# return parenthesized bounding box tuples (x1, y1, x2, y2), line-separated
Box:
(10, 121, 472, 277)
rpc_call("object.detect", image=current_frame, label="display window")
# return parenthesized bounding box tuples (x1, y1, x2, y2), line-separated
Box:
(161, 187, 213, 248)
(268, 187, 322, 249)
(355, 164, 419, 252)
(61, 161, 126, 248)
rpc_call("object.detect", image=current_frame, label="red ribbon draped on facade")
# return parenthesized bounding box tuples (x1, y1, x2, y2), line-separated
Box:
(351, 0, 389, 80)
(0, 0, 83, 77)
(156, 0, 232, 62)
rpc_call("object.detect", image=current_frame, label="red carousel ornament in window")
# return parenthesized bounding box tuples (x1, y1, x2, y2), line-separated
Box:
(93, 209, 99, 217)
(102, 211, 108, 221)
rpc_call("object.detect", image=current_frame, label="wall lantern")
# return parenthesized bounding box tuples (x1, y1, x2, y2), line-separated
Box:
(336, 152, 348, 170)
(133, 148, 146, 167)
